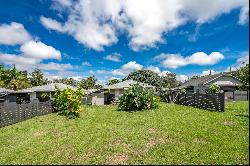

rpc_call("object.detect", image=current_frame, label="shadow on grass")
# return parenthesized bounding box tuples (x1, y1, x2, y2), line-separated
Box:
(235, 114, 249, 118)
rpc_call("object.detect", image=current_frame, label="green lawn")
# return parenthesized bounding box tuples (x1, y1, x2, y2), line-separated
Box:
(0, 101, 249, 165)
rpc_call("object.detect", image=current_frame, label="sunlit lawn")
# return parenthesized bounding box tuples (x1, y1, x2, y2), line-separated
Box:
(0, 101, 248, 165)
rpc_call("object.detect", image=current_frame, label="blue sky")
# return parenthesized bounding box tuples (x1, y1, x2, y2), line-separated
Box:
(0, 0, 249, 84)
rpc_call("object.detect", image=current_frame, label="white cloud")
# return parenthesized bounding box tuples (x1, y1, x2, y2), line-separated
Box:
(111, 69, 126, 76)
(176, 75, 188, 82)
(96, 70, 109, 74)
(111, 61, 143, 76)
(238, 6, 249, 25)
(121, 61, 143, 71)
(0, 22, 32, 45)
(155, 52, 224, 69)
(104, 52, 122, 62)
(202, 70, 217, 76)
(40, 0, 248, 51)
(181, 0, 248, 24)
(82, 61, 92, 66)
(225, 51, 249, 71)
(38, 62, 73, 71)
(0, 53, 40, 66)
(40, 16, 66, 33)
(20, 41, 61, 60)
(146, 65, 171, 76)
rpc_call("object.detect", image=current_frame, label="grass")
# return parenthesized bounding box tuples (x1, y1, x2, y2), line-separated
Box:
(0, 101, 249, 165)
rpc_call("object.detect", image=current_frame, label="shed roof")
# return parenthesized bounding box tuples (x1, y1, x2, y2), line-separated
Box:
(102, 80, 154, 89)
(18, 83, 77, 93)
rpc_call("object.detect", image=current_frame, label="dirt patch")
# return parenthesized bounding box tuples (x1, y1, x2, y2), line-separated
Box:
(145, 137, 167, 149)
(193, 137, 207, 144)
(109, 139, 123, 146)
(148, 128, 158, 134)
(106, 154, 129, 165)
(223, 121, 235, 126)
(33, 131, 46, 137)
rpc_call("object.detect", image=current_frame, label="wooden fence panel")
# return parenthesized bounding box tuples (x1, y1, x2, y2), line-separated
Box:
(174, 93, 224, 112)
(0, 100, 54, 128)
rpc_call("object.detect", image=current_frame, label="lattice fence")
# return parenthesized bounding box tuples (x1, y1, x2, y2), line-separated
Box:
(174, 93, 225, 112)
(0, 100, 54, 128)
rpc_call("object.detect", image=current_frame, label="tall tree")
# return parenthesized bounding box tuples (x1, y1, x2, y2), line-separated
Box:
(78, 76, 102, 89)
(123, 70, 161, 87)
(160, 73, 179, 89)
(30, 69, 49, 86)
(0, 64, 31, 90)
(107, 78, 120, 85)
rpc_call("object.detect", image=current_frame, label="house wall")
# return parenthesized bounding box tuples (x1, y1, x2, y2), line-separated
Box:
(109, 89, 124, 100)
(92, 92, 104, 105)
(193, 86, 208, 94)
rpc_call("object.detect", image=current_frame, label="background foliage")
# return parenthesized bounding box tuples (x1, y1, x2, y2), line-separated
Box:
(118, 83, 158, 111)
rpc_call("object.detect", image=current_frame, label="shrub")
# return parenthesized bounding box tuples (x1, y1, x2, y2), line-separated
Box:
(118, 84, 158, 111)
(53, 86, 84, 118)
(209, 84, 221, 94)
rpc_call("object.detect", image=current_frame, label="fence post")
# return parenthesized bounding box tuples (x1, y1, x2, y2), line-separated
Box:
(185, 93, 187, 105)
(221, 92, 225, 112)
(233, 91, 235, 101)
(193, 93, 196, 107)
(247, 90, 249, 101)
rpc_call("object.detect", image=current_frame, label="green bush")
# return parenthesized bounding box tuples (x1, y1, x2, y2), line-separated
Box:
(209, 84, 221, 94)
(54, 86, 84, 118)
(118, 84, 158, 111)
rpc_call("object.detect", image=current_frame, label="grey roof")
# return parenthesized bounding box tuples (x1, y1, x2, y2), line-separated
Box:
(102, 80, 154, 89)
(0, 88, 14, 93)
(18, 83, 77, 92)
(175, 72, 242, 89)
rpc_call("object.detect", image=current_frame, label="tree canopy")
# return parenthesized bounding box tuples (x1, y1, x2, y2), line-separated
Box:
(107, 78, 120, 85)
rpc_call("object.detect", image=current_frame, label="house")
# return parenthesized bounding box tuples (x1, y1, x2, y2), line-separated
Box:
(82, 80, 155, 106)
(102, 79, 154, 102)
(174, 72, 243, 94)
(0, 83, 78, 103)
(19, 83, 78, 102)
(0, 88, 14, 103)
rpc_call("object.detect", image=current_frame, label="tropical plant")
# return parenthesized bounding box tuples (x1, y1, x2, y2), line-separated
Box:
(118, 83, 158, 111)
(0, 64, 31, 90)
(53, 86, 84, 118)
(209, 84, 221, 94)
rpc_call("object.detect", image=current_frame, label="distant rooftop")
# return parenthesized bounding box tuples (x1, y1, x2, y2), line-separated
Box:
(18, 83, 77, 93)
(103, 80, 154, 89)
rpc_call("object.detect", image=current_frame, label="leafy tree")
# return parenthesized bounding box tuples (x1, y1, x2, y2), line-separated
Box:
(123, 69, 161, 87)
(30, 68, 49, 86)
(53, 78, 77, 86)
(160, 73, 179, 89)
(107, 78, 120, 85)
(118, 84, 158, 111)
(232, 63, 249, 90)
(209, 84, 221, 94)
(0, 64, 31, 90)
(54, 86, 84, 118)
(78, 76, 101, 89)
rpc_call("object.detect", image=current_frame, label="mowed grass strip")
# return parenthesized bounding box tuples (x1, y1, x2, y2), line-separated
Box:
(0, 101, 248, 165)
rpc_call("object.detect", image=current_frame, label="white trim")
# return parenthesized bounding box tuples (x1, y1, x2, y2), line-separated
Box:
(202, 73, 243, 85)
